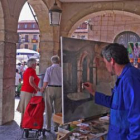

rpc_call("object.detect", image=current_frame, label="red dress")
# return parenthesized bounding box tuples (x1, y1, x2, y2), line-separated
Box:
(21, 67, 40, 93)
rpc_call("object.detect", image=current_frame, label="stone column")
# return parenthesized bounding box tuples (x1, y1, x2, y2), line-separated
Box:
(0, 30, 17, 125)
(39, 27, 60, 75)
(39, 40, 54, 74)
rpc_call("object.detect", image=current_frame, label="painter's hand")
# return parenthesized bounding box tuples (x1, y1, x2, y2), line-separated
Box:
(83, 82, 95, 96)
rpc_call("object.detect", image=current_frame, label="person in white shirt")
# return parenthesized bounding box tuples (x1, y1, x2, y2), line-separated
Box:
(36, 62, 39, 75)
(41, 55, 62, 132)
(20, 61, 27, 79)
(15, 69, 21, 96)
(16, 63, 21, 74)
(15, 69, 21, 86)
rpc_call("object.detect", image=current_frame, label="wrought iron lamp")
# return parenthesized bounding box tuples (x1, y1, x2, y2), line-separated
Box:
(49, 0, 62, 26)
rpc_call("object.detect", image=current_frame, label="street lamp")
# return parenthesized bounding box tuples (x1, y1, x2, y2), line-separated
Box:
(49, 0, 62, 26)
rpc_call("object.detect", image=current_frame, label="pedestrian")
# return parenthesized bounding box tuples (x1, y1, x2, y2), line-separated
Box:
(36, 61, 39, 75)
(41, 55, 62, 132)
(17, 58, 40, 127)
(20, 61, 27, 79)
(16, 62, 22, 76)
(84, 43, 140, 140)
(15, 69, 21, 97)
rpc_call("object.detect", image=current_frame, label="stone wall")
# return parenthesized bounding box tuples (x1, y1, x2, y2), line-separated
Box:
(88, 12, 140, 43)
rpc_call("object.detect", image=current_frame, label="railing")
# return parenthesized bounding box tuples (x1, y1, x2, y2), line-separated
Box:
(32, 39, 38, 43)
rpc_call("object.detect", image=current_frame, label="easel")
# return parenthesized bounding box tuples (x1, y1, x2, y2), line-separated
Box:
(53, 113, 105, 140)
(53, 113, 77, 140)
(53, 113, 67, 140)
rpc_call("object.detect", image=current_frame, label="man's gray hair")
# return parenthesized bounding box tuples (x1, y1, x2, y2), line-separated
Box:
(101, 43, 129, 65)
(27, 58, 36, 67)
(51, 55, 60, 64)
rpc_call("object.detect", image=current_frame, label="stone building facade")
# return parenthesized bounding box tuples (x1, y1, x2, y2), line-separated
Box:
(17, 20, 40, 51)
(71, 22, 88, 39)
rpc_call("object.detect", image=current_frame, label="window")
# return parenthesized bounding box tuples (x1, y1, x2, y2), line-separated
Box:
(33, 35, 38, 40)
(77, 25, 81, 29)
(77, 23, 83, 29)
(18, 24, 20, 29)
(82, 23, 87, 29)
(77, 35, 80, 38)
(33, 44, 37, 51)
(81, 36, 86, 39)
(25, 35, 28, 42)
(32, 24, 35, 28)
(24, 24, 27, 28)
(114, 31, 140, 48)
(25, 44, 28, 49)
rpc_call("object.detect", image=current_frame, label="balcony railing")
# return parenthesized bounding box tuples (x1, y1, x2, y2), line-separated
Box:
(32, 39, 38, 43)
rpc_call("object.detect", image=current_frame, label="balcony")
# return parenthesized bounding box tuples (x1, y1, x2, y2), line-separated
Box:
(32, 39, 38, 43)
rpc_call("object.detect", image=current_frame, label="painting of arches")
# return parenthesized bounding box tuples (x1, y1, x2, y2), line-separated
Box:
(61, 37, 111, 123)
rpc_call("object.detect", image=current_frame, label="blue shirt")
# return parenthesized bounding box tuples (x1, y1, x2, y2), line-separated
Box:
(95, 63, 140, 140)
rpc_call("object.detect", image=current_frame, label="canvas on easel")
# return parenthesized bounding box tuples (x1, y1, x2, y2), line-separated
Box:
(61, 37, 114, 123)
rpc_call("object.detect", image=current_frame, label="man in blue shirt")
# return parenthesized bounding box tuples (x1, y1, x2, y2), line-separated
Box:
(84, 43, 140, 140)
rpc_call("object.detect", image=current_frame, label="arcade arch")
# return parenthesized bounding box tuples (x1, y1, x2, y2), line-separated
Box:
(68, 10, 140, 43)
(0, 0, 59, 125)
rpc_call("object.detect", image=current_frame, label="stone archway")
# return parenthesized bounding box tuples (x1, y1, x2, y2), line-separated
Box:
(60, 0, 140, 39)
(0, 0, 59, 125)
(67, 10, 140, 43)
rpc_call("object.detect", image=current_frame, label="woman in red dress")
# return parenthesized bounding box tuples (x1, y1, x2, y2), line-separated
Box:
(17, 58, 40, 127)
